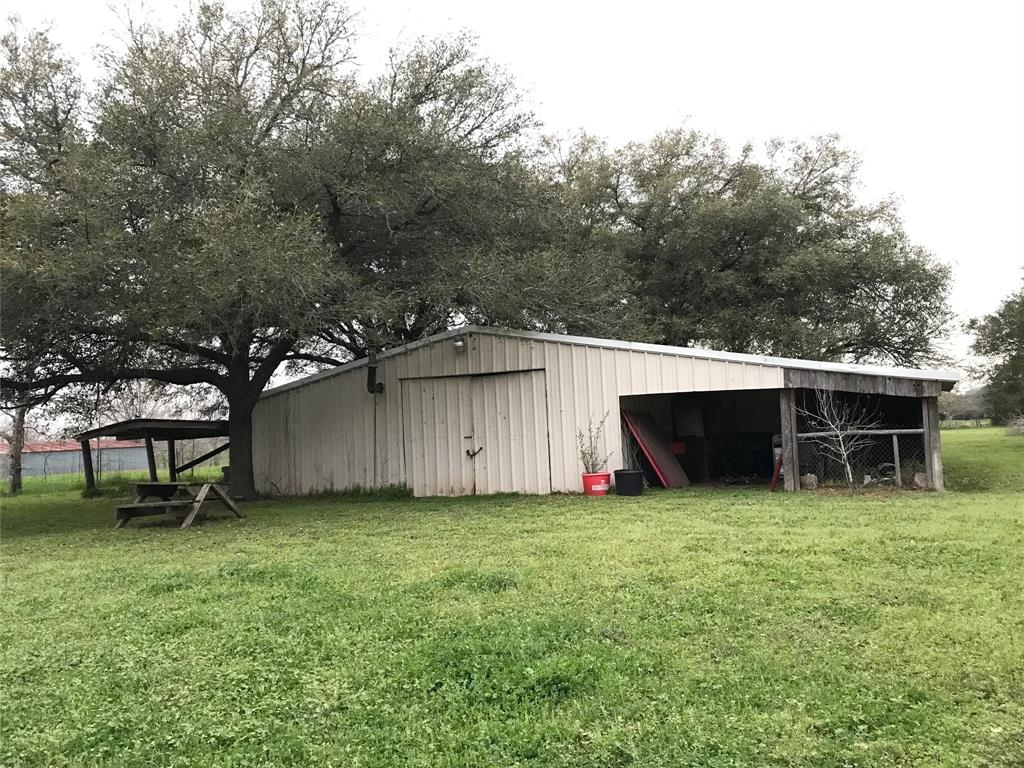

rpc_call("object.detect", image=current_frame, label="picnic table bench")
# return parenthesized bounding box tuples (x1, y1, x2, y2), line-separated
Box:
(116, 481, 245, 530)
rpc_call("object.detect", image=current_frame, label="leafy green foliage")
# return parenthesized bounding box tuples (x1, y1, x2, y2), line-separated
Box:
(2, 429, 1022, 766)
(0, 20, 82, 188)
(552, 132, 953, 365)
(970, 276, 1024, 423)
(939, 387, 989, 424)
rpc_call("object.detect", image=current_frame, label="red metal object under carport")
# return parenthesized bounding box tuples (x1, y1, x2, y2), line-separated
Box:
(621, 410, 690, 488)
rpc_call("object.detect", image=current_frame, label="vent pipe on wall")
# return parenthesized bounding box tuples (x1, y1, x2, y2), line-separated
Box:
(366, 350, 384, 394)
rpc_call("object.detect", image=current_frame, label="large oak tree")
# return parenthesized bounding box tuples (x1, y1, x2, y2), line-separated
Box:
(1, 2, 624, 497)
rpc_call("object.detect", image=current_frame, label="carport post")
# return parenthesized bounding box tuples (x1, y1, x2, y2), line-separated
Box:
(779, 389, 800, 492)
(921, 396, 944, 490)
(80, 440, 96, 492)
(167, 439, 177, 481)
(892, 434, 902, 488)
(143, 431, 159, 482)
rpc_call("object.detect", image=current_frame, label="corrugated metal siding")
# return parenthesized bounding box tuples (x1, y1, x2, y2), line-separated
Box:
(396, 369, 550, 496)
(253, 367, 375, 495)
(0, 447, 149, 477)
(401, 376, 474, 496)
(470, 370, 550, 495)
(253, 331, 784, 495)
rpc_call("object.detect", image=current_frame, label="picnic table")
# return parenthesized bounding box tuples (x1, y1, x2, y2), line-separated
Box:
(116, 481, 245, 530)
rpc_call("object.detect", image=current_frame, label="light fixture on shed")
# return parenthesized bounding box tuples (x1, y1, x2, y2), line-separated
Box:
(453, 337, 466, 352)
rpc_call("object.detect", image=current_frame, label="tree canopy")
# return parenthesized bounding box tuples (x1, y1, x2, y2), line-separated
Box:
(969, 276, 1024, 423)
(550, 131, 952, 365)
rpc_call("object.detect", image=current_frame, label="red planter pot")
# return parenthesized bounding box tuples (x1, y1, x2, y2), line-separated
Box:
(582, 472, 611, 496)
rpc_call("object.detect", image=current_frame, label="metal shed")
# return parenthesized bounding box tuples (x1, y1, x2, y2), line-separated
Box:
(252, 327, 958, 496)
(0, 439, 147, 478)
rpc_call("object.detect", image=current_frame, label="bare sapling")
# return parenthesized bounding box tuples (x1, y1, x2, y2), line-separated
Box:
(795, 389, 882, 491)
(578, 411, 613, 474)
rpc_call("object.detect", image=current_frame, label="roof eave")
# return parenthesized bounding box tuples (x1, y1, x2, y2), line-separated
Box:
(258, 325, 960, 399)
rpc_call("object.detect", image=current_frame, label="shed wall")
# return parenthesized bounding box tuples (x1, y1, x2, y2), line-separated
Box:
(0, 446, 149, 478)
(252, 332, 785, 495)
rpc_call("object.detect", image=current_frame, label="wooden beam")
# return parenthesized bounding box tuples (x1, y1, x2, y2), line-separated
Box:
(143, 433, 158, 482)
(174, 442, 230, 474)
(80, 440, 96, 492)
(784, 369, 942, 398)
(779, 389, 800, 492)
(167, 439, 177, 482)
(922, 396, 944, 490)
(797, 428, 924, 438)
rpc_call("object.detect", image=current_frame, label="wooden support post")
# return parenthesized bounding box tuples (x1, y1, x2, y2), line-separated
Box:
(921, 396, 944, 490)
(81, 440, 96, 492)
(167, 440, 177, 482)
(779, 389, 800, 492)
(143, 433, 158, 482)
(892, 433, 902, 488)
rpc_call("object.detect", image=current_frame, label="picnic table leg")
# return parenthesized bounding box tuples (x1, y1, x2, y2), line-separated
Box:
(115, 493, 146, 528)
(209, 484, 245, 518)
(179, 484, 211, 530)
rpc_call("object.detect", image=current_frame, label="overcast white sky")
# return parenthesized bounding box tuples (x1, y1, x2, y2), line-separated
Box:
(10, 0, 1024, 365)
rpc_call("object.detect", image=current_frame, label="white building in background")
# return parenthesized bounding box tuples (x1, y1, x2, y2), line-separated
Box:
(0, 439, 148, 478)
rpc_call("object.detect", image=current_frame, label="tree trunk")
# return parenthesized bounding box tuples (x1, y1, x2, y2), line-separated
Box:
(227, 403, 258, 499)
(220, 334, 295, 500)
(7, 406, 28, 495)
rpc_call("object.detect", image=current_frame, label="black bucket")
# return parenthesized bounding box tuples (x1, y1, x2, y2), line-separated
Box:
(614, 469, 644, 496)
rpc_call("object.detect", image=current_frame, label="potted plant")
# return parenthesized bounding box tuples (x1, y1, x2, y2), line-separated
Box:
(578, 412, 612, 496)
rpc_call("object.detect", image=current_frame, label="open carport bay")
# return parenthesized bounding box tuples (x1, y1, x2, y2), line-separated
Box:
(621, 388, 929, 487)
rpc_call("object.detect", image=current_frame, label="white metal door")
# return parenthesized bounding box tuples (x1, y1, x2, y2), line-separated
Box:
(401, 376, 474, 496)
(470, 370, 551, 495)
(402, 370, 551, 496)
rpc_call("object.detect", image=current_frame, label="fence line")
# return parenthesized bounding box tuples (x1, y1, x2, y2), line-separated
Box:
(787, 428, 927, 487)
(797, 428, 924, 438)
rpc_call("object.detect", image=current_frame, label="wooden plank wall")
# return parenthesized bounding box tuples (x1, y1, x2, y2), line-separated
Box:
(784, 369, 942, 398)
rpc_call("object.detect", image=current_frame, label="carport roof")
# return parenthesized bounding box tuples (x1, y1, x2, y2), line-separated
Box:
(262, 325, 961, 397)
(76, 418, 229, 441)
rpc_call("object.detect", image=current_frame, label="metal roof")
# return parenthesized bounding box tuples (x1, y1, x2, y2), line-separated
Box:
(262, 325, 961, 398)
(76, 419, 229, 441)
(0, 439, 143, 455)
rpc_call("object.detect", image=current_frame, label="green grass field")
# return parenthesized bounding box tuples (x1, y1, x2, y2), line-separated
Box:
(2, 466, 227, 497)
(2, 428, 1022, 767)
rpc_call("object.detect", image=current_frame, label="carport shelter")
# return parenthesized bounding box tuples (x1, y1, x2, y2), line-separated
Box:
(251, 327, 958, 497)
(76, 419, 229, 491)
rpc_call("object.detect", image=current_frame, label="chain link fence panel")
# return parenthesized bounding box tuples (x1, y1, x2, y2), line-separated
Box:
(794, 430, 926, 488)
